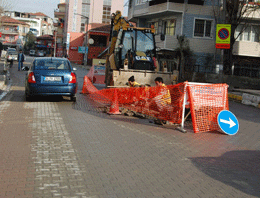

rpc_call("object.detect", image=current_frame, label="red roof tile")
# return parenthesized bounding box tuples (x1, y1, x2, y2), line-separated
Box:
(89, 24, 111, 33)
(37, 35, 54, 40)
(0, 16, 29, 25)
(30, 12, 47, 17)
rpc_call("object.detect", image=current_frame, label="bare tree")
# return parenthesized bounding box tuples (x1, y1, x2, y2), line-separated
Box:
(0, 0, 13, 14)
(213, 0, 260, 75)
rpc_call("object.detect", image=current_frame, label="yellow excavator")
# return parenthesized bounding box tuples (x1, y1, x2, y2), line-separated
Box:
(104, 10, 178, 87)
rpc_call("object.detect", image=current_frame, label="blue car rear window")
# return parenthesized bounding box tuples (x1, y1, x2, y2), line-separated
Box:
(34, 60, 70, 70)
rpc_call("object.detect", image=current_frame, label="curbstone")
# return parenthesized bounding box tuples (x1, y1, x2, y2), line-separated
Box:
(228, 93, 242, 102)
(228, 92, 260, 109)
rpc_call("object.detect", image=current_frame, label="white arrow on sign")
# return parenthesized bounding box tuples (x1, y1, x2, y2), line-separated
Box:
(220, 118, 236, 128)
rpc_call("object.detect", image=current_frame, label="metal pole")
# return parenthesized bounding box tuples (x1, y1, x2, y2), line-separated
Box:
(74, 13, 89, 66)
(54, 30, 57, 57)
(84, 17, 89, 67)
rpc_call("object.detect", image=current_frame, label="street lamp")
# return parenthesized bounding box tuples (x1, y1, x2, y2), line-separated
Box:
(74, 13, 89, 66)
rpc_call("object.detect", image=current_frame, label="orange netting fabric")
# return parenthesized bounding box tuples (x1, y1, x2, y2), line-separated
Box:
(82, 76, 186, 124)
(187, 83, 229, 133)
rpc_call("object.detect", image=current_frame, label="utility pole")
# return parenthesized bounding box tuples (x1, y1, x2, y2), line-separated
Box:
(54, 28, 57, 57)
(74, 13, 89, 66)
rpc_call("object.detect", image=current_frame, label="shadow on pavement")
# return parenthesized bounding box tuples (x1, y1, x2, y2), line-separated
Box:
(189, 150, 260, 197)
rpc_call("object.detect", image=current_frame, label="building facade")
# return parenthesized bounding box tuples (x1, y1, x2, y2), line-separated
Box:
(54, 0, 124, 61)
(0, 16, 30, 49)
(4, 11, 54, 41)
(128, 0, 260, 79)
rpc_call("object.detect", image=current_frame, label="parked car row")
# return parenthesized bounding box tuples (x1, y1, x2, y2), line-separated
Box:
(29, 50, 46, 57)
(6, 48, 18, 62)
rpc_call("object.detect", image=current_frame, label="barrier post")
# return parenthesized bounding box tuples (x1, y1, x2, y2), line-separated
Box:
(177, 82, 188, 133)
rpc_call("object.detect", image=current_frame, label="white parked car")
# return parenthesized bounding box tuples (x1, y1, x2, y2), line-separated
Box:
(29, 50, 36, 56)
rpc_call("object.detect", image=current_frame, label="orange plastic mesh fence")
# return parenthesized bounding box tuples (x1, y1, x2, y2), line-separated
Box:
(82, 76, 185, 124)
(187, 83, 229, 133)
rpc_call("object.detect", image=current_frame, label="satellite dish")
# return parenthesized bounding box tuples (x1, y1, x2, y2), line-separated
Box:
(88, 38, 94, 45)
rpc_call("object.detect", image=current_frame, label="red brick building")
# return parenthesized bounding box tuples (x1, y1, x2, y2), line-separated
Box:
(87, 24, 111, 65)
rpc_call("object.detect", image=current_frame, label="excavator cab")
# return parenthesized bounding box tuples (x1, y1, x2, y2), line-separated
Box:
(114, 28, 156, 71)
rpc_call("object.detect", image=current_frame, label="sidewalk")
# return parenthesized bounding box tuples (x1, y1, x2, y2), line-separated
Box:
(70, 62, 92, 70)
(0, 59, 8, 94)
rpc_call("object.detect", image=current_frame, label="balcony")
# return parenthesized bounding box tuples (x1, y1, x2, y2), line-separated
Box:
(54, 10, 65, 17)
(0, 29, 19, 35)
(129, 2, 184, 19)
(233, 41, 260, 57)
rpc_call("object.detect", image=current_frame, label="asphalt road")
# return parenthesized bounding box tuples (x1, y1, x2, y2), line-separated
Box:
(0, 56, 259, 198)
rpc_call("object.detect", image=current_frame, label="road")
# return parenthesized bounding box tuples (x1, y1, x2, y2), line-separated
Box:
(0, 56, 259, 198)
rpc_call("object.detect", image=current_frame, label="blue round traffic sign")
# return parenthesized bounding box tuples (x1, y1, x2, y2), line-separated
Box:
(218, 28, 229, 40)
(217, 110, 239, 135)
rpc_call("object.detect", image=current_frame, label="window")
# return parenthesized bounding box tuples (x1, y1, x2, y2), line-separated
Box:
(103, 0, 111, 6)
(80, 23, 85, 32)
(194, 19, 213, 38)
(149, 19, 175, 36)
(102, 4, 111, 23)
(252, 25, 259, 42)
(149, 22, 158, 35)
(235, 25, 260, 42)
(164, 19, 176, 36)
(244, 27, 251, 41)
(136, 0, 146, 5)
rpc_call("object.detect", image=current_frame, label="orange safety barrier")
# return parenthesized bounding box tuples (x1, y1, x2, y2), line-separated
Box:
(82, 74, 229, 134)
(81, 76, 98, 94)
(187, 83, 229, 133)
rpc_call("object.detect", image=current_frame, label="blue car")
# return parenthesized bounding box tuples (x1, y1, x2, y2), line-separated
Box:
(25, 57, 78, 101)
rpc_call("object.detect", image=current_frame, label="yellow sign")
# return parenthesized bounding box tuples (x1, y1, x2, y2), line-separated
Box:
(216, 24, 231, 49)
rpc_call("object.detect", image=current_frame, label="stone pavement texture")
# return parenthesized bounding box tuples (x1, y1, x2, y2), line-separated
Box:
(0, 59, 259, 198)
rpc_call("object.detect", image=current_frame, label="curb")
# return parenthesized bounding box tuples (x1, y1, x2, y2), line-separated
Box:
(228, 93, 260, 109)
(228, 93, 242, 103)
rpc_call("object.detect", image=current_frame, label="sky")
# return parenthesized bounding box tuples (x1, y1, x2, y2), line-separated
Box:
(10, 0, 129, 19)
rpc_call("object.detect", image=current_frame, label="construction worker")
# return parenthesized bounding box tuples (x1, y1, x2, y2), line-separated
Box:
(154, 77, 171, 110)
(128, 75, 141, 87)
(151, 77, 172, 125)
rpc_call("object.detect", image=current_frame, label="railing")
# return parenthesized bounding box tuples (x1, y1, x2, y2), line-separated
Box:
(0, 29, 19, 34)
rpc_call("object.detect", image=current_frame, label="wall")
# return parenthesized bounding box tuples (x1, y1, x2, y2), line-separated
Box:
(184, 71, 260, 90)
(67, 32, 85, 64)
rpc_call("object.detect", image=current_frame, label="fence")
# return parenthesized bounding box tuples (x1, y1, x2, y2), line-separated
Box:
(82, 77, 229, 134)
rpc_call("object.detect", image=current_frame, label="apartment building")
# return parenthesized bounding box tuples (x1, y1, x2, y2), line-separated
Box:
(4, 11, 54, 38)
(0, 16, 30, 48)
(128, 0, 260, 79)
(54, 0, 124, 60)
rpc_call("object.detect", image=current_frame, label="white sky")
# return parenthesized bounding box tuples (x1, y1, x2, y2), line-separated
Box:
(10, 0, 128, 19)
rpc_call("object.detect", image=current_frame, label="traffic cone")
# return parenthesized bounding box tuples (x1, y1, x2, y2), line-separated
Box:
(108, 89, 121, 115)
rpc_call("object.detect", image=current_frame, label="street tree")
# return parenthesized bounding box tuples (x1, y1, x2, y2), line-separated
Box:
(174, 35, 194, 81)
(24, 32, 36, 51)
(212, 0, 260, 75)
(0, 0, 13, 28)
